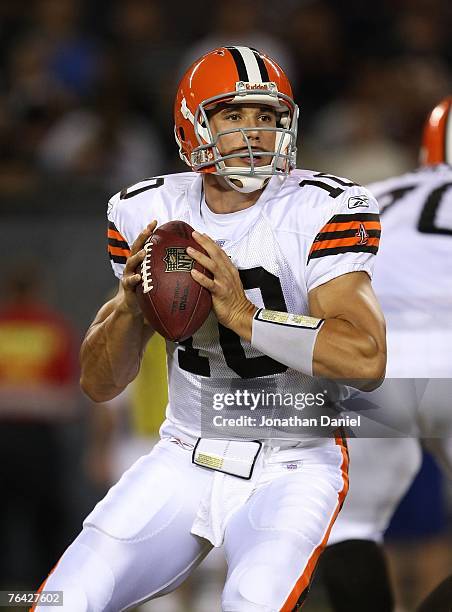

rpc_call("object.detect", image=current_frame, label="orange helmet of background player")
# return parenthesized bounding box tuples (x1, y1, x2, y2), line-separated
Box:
(420, 96, 452, 166)
(174, 46, 298, 193)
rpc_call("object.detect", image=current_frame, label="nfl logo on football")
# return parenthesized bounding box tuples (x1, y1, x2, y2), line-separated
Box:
(164, 247, 195, 272)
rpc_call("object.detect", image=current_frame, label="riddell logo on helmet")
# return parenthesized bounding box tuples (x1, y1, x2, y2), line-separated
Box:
(236, 81, 277, 93)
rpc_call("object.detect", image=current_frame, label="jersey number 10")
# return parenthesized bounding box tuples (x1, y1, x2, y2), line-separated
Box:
(178, 267, 289, 379)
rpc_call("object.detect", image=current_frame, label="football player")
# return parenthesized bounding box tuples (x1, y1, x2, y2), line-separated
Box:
(34, 47, 386, 611)
(321, 97, 452, 612)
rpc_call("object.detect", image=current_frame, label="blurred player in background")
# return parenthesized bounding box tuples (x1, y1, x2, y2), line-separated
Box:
(320, 97, 452, 612)
(0, 264, 79, 589)
(34, 47, 386, 611)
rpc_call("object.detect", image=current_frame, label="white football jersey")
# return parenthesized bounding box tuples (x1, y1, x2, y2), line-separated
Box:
(368, 164, 452, 377)
(107, 170, 380, 439)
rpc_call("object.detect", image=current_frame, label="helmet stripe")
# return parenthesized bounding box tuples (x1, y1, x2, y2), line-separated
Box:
(445, 102, 452, 164)
(226, 46, 264, 83)
(251, 48, 270, 82)
(225, 46, 250, 82)
(236, 46, 262, 82)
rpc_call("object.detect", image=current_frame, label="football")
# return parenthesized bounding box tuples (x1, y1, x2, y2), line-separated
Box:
(135, 220, 212, 342)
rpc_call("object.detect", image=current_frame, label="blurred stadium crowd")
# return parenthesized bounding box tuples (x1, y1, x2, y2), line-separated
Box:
(1, 0, 452, 611)
(1, 0, 452, 197)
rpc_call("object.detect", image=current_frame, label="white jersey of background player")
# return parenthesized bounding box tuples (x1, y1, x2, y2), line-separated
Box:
(33, 47, 386, 612)
(324, 97, 452, 612)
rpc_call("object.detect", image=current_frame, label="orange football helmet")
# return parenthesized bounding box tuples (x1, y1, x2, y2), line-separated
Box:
(174, 46, 298, 192)
(420, 96, 452, 166)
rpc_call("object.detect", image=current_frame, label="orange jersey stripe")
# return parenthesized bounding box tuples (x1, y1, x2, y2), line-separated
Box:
(107, 228, 127, 242)
(281, 436, 349, 611)
(108, 245, 131, 257)
(320, 220, 381, 234)
(310, 236, 380, 253)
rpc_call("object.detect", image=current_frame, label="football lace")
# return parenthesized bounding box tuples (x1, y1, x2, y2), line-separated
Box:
(141, 241, 154, 294)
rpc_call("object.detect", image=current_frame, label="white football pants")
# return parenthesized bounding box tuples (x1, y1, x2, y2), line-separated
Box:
(33, 435, 348, 612)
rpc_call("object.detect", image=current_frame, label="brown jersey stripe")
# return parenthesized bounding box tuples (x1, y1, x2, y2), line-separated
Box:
(107, 221, 130, 264)
(310, 236, 379, 253)
(107, 221, 129, 245)
(308, 244, 378, 262)
(315, 228, 381, 241)
(108, 237, 129, 249)
(325, 213, 380, 223)
(320, 220, 381, 234)
(109, 253, 128, 264)
(108, 245, 131, 257)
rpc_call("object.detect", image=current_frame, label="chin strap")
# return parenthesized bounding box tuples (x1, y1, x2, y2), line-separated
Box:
(216, 163, 276, 193)
(224, 174, 271, 193)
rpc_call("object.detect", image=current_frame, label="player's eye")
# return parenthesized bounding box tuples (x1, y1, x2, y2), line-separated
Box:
(224, 113, 241, 121)
(259, 114, 274, 122)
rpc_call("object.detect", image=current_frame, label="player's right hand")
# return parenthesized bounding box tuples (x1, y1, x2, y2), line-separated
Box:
(119, 221, 157, 315)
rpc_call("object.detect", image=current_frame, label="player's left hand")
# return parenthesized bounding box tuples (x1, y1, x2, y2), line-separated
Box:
(187, 231, 257, 341)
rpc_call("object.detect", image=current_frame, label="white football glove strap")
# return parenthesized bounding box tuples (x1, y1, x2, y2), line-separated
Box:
(251, 309, 324, 376)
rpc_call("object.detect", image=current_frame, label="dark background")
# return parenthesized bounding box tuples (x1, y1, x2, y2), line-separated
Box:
(0, 1, 451, 609)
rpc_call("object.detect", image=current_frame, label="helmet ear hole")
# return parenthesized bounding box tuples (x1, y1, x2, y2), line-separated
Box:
(178, 127, 185, 141)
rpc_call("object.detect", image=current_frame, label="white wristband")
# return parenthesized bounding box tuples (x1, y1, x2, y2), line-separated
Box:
(251, 309, 324, 376)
